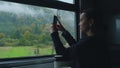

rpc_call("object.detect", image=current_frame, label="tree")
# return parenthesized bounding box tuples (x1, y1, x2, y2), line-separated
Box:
(0, 33, 5, 39)
(23, 30, 31, 39)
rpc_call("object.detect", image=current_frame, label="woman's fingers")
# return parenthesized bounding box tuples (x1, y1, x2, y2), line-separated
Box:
(50, 24, 57, 33)
(56, 24, 65, 32)
(51, 22, 66, 32)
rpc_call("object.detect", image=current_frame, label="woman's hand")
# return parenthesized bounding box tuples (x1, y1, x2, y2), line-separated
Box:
(56, 21, 66, 32)
(50, 24, 57, 33)
(50, 21, 66, 33)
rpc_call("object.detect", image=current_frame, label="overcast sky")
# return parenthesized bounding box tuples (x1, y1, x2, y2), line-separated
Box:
(0, 0, 73, 17)
(58, 0, 73, 3)
(0, 0, 74, 24)
(0, 1, 57, 17)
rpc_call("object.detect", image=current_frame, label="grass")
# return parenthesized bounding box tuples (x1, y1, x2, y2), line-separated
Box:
(0, 46, 55, 58)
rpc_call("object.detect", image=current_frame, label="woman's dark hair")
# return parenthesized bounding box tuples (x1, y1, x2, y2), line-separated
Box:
(81, 8, 98, 20)
(81, 8, 106, 37)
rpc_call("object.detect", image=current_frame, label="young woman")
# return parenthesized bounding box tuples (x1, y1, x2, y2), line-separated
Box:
(51, 8, 111, 68)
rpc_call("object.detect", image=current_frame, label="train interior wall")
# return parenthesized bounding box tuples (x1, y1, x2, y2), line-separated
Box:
(103, 13, 120, 68)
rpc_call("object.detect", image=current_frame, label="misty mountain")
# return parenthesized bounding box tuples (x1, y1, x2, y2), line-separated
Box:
(0, 1, 75, 38)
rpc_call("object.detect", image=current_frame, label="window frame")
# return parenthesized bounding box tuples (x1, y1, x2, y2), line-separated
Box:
(0, 0, 80, 60)
(3, 0, 76, 11)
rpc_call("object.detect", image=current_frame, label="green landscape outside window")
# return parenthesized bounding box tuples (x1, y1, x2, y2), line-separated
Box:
(0, 1, 75, 58)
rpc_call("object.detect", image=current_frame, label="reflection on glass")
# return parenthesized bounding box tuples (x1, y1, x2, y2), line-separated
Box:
(0, 1, 75, 58)
(58, 0, 74, 4)
(115, 19, 120, 44)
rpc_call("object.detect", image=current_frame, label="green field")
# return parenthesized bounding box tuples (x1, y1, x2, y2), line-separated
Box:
(0, 46, 55, 58)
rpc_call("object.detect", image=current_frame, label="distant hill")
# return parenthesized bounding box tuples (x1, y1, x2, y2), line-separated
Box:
(0, 2, 75, 46)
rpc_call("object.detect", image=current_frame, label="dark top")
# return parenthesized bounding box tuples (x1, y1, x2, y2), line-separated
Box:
(51, 31, 111, 68)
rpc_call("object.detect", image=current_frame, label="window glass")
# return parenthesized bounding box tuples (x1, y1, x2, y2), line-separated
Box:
(56, 10, 75, 47)
(0, 1, 75, 58)
(58, 0, 74, 4)
(115, 19, 120, 44)
(109, 18, 120, 44)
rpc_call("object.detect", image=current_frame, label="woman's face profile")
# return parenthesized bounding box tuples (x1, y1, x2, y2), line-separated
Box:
(79, 12, 94, 33)
(79, 13, 89, 33)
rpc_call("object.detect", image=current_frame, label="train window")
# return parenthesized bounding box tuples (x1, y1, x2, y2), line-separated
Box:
(56, 10, 75, 47)
(58, 0, 74, 4)
(0, 1, 75, 58)
(115, 18, 120, 44)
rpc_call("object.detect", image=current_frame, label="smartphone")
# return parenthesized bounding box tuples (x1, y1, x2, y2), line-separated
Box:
(53, 15, 61, 24)
(53, 15, 57, 24)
